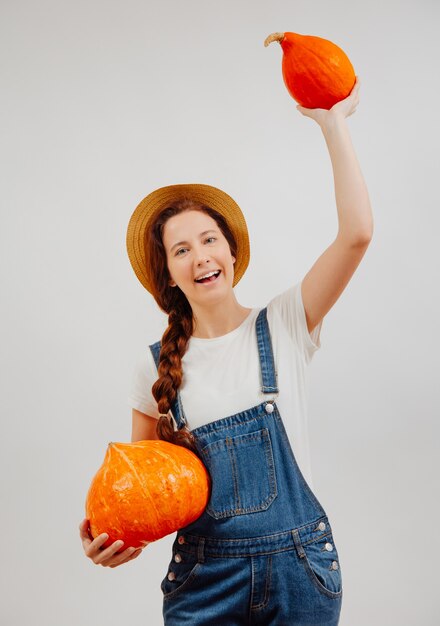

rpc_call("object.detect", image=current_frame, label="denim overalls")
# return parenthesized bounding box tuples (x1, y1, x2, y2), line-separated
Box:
(149, 307, 343, 625)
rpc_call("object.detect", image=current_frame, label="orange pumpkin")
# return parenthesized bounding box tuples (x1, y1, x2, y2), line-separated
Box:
(264, 32, 356, 110)
(85, 440, 210, 550)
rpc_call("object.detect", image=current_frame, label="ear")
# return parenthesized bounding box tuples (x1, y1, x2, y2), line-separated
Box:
(232, 256, 236, 264)
(169, 279, 176, 287)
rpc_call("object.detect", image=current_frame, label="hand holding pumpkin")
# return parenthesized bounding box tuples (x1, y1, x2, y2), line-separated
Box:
(79, 518, 145, 568)
(296, 76, 361, 128)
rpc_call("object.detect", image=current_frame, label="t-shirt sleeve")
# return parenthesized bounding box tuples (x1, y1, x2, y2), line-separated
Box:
(127, 348, 160, 419)
(267, 279, 323, 365)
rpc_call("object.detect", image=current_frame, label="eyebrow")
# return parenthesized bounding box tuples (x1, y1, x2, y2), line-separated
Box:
(170, 230, 218, 253)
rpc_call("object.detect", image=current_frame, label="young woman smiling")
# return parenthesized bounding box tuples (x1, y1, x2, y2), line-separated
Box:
(80, 77, 372, 626)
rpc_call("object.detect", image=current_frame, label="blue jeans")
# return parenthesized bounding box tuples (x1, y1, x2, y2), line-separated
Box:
(150, 308, 343, 625)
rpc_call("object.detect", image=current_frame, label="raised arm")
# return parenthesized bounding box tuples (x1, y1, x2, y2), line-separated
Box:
(297, 77, 374, 334)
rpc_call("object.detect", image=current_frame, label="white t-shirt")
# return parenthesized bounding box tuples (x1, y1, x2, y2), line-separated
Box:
(127, 280, 323, 490)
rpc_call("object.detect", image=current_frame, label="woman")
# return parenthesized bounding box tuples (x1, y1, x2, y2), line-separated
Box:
(80, 77, 373, 625)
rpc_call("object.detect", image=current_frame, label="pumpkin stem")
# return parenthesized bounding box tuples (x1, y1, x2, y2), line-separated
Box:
(264, 32, 285, 47)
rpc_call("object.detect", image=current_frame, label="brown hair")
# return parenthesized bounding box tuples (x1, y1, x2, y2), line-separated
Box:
(145, 198, 238, 456)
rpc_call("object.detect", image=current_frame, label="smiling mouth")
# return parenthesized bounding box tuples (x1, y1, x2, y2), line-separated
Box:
(194, 270, 221, 284)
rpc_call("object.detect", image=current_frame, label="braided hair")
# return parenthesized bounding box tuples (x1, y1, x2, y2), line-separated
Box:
(145, 198, 238, 456)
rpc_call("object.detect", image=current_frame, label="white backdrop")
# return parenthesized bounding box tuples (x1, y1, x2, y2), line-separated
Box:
(1, 0, 439, 624)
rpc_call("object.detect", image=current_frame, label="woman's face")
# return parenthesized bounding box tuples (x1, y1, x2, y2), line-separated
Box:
(162, 209, 236, 305)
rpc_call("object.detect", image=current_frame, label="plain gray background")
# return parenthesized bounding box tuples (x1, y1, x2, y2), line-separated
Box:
(1, 0, 439, 624)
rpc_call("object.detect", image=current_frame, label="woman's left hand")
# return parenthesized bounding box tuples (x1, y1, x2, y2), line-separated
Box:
(296, 76, 361, 127)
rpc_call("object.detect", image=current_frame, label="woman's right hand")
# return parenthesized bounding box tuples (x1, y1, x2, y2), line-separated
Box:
(79, 518, 148, 568)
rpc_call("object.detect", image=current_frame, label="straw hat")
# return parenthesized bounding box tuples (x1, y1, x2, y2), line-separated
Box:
(126, 183, 250, 294)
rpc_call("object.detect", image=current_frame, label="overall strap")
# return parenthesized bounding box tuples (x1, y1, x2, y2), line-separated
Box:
(255, 307, 279, 394)
(148, 341, 187, 430)
(149, 306, 278, 431)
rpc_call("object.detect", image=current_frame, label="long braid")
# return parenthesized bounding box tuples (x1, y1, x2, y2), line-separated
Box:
(151, 297, 199, 455)
(145, 198, 237, 458)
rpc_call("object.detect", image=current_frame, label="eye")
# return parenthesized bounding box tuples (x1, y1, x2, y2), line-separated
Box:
(175, 247, 188, 256)
(205, 237, 216, 244)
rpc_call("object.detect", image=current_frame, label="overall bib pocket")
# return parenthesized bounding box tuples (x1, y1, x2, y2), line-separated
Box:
(161, 550, 202, 602)
(295, 530, 343, 599)
(200, 427, 278, 519)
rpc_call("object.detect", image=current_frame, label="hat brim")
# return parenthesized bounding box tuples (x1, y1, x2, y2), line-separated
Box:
(126, 183, 250, 294)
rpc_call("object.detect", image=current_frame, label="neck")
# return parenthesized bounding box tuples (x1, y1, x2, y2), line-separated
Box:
(190, 293, 252, 339)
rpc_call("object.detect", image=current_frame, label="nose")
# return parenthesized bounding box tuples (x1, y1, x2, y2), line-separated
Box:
(195, 246, 211, 266)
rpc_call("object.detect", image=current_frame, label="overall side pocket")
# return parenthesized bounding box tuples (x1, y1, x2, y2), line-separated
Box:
(295, 530, 343, 599)
(160, 550, 202, 602)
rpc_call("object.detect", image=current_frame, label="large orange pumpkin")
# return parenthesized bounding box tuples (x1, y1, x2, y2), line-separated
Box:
(264, 31, 356, 110)
(85, 440, 210, 550)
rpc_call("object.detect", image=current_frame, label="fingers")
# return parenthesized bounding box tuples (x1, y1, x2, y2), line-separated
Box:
(84, 531, 114, 562)
(79, 518, 144, 568)
(95, 541, 136, 567)
(95, 541, 144, 568)
(351, 76, 361, 97)
(79, 518, 94, 546)
(107, 546, 144, 568)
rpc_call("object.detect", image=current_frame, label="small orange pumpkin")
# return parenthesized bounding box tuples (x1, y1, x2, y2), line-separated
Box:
(264, 31, 356, 110)
(85, 440, 210, 550)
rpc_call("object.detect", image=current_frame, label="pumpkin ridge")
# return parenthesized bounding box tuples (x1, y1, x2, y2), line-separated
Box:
(304, 44, 344, 78)
(155, 447, 181, 479)
(302, 48, 333, 98)
(115, 446, 161, 523)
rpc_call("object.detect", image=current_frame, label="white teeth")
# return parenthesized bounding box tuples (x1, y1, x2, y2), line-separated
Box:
(196, 270, 220, 281)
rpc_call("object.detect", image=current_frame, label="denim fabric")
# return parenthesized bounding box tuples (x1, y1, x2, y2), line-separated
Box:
(149, 307, 343, 625)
